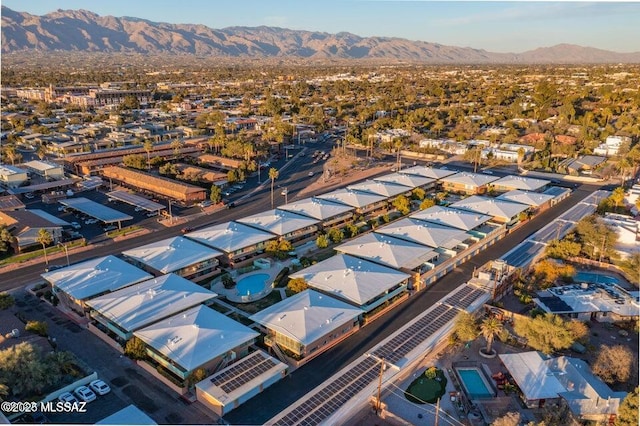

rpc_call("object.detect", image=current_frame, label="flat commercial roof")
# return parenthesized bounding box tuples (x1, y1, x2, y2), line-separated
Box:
(375, 218, 469, 249)
(335, 232, 437, 270)
(449, 195, 529, 220)
(122, 236, 222, 274)
(497, 190, 555, 207)
(410, 205, 493, 231)
(185, 221, 276, 253)
(374, 172, 435, 189)
(86, 273, 217, 333)
(278, 197, 354, 221)
(347, 180, 410, 198)
(42, 255, 153, 301)
(60, 197, 133, 223)
(107, 190, 166, 212)
(96, 405, 156, 425)
(250, 289, 363, 346)
(238, 209, 319, 237)
(23, 160, 62, 172)
(400, 166, 457, 180)
(135, 305, 259, 372)
(491, 175, 550, 191)
(289, 254, 410, 307)
(316, 188, 387, 208)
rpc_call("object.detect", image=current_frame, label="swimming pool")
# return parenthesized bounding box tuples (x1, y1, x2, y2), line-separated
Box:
(457, 368, 495, 400)
(574, 271, 619, 285)
(236, 273, 270, 296)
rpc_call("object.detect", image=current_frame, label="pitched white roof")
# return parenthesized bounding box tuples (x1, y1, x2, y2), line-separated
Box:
(400, 166, 457, 180)
(492, 175, 550, 191)
(42, 255, 153, 300)
(449, 195, 529, 220)
(134, 305, 258, 372)
(122, 237, 222, 274)
(497, 190, 556, 207)
(335, 232, 437, 269)
(279, 197, 354, 220)
(440, 172, 500, 187)
(375, 218, 469, 249)
(184, 221, 275, 253)
(289, 254, 410, 307)
(86, 273, 217, 333)
(499, 352, 568, 400)
(374, 173, 435, 189)
(316, 187, 388, 208)
(249, 289, 363, 346)
(347, 180, 409, 197)
(410, 205, 493, 231)
(237, 209, 319, 236)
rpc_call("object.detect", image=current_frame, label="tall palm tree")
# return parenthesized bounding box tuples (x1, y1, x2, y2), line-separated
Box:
(269, 168, 279, 208)
(480, 317, 503, 355)
(143, 140, 153, 171)
(36, 229, 53, 265)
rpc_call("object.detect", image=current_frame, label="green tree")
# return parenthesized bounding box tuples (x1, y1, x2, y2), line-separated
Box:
(424, 366, 438, 380)
(392, 195, 411, 215)
(123, 154, 147, 170)
(610, 187, 625, 209)
(533, 260, 575, 287)
(0, 292, 15, 310)
(25, 320, 48, 337)
(187, 368, 208, 387)
(492, 411, 520, 426)
(171, 139, 183, 157)
(287, 278, 308, 294)
(480, 317, 503, 355)
(36, 144, 47, 160)
(592, 345, 635, 385)
(124, 337, 148, 360)
(0, 225, 15, 254)
(616, 388, 639, 426)
(36, 229, 53, 265)
(346, 224, 359, 238)
(327, 228, 344, 244)
(0, 342, 52, 397)
(278, 240, 293, 253)
(316, 234, 329, 249)
(453, 312, 479, 342)
(269, 167, 279, 208)
(210, 185, 222, 203)
(419, 198, 436, 210)
(411, 187, 426, 201)
(221, 274, 235, 289)
(545, 239, 582, 260)
(513, 313, 578, 354)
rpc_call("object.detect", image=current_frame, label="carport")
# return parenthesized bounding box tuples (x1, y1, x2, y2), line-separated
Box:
(59, 197, 133, 229)
(107, 190, 166, 213)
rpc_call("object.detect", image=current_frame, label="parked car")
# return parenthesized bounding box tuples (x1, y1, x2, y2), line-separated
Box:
(181, 227, 194, 234)
(281, 189, 288, 196)
(44, 265, 64, 273)
(73, 386, 96, 402)
(198, 200, 212, 208)
(58, 392, 78, 404)
(70, 222, 81, 230)
(89, 379, 111, 396)
(57, 206, 66, 212)
(146, 211, 159, 217)
(103, 225, 117, 232)
(24, 193, 35, 199)
(308, 171, 314, 177)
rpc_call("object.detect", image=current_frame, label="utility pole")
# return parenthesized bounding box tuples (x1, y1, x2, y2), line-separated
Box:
(376, 357, 385, 415)
(168, 200, 173, 224)
(434, 397, 440, 426)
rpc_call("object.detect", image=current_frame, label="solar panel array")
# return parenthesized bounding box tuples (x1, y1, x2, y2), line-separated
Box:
(445, 285, 486, 309)
(210, 352, 278, 394)
(272, 356, 379, 426)
(372, 304, 457, 365)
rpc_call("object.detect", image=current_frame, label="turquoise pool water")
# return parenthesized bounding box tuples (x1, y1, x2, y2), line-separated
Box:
(574, 272, 619, 285)
(236, 273, 269, 295)
(457, 368, 494, 399)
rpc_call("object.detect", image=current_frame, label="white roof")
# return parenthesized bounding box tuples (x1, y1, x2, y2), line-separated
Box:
(289, 254, 410, 307)
(30, 209, 70, 226)
(335, 232, 437, 269)
(42, 255, 153, 300)
(410, 205, 493, 231)
(237, 209, 319, 236)
(122, 237, 222, 274)
(97, 405, 156, 425)
(497, 190, 556, 207)
(347, 180, 409, 197)
(449, 195, 529, 220)
(0, 165, 27, 176)
(185, 221, 275, 253)
(23, 160, 62, 171)
(499, 352, 568, 400)
(316, 188, 388, 208)
(374, 172, 435, 189)
(400, 166, 457, 180)
(375, 218, 469, 249)
(86, 273, 217, 333)
(250, 289, 363, 346)
(440, 172, 500, 187)
(279, 197, 354, 220)
(492, 175, 550, 191)
(134, 305, 258, 372)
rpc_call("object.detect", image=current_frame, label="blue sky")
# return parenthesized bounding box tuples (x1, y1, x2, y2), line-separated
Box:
(3, 1, 639, 53)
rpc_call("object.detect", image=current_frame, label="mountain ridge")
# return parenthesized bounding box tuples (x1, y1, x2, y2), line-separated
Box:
(2, 6, 639, 63)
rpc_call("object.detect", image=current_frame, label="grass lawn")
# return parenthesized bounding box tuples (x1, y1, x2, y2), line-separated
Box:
(405, 368, 447, 404)
(224, 291, 283, 314)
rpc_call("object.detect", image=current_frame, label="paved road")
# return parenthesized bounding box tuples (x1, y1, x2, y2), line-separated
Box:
(223, 185, 596, 425)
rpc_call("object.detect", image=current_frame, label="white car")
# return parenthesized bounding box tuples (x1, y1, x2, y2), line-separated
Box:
(308, 171, 314, 177)
(70, 222, 81, 230)
(74, 385, 96, 402)
(89, 379, 111, 396)
(58, 392, 78, 404)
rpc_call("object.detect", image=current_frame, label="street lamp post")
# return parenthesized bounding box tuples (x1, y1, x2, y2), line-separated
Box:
(58, 243, 69, 267)
(283, 188, 288, 204)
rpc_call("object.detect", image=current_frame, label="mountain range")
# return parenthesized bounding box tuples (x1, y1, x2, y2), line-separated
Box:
(2, 6, 640, 63)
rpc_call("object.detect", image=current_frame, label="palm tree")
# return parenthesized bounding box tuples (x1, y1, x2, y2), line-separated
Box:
(269, 168, 279, 208)
(36, 229, 53, 265)
(480, 317, 503, 355)
(143, 140, 153, 171)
